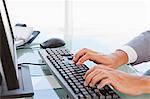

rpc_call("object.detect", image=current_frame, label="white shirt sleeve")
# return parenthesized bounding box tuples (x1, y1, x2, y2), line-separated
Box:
(118, 45, 138, 63)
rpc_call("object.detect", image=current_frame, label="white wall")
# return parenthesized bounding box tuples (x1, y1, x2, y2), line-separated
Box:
(6, 0, 65, 33)
(72, 0, 150, 50)
(6, 0, 150, 49)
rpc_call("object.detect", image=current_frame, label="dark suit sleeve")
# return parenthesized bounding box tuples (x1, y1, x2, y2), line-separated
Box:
(126, 31, 150, 65)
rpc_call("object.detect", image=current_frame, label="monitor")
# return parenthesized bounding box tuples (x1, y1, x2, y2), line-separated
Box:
(0, 0, 19, 90)
(0, 0, 33, 98)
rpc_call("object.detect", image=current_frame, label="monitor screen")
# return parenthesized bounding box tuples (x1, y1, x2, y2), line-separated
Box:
(0, 0, 16, 64)
(0, 0, 19, 90)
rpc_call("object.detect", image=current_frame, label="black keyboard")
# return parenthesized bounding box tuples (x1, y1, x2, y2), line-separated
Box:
(39, 48, 121, 99)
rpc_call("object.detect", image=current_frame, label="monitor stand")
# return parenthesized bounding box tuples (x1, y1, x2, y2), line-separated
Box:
(1, 66, 34, 98)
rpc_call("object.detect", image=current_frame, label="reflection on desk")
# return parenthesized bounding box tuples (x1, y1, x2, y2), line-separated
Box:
(16, 33, 150, 99)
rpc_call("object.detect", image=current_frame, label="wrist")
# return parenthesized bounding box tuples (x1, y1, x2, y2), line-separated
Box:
(141, 76, 150, 94)
(109, 50, 128, 68)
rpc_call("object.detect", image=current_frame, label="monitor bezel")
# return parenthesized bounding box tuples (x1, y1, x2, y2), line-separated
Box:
(0, 0, 19, 90)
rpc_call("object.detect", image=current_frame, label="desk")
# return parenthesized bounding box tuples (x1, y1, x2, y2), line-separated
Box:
(16, 32, 150, 99)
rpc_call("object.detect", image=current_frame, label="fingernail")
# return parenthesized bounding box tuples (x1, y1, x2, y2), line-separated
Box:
(97, 85, 102, 89)
(72, 58, 75, 61)
(84, 82, 88, 86)
(73, 60, 75, 63)
(76, 62, 80, 66)
(89, 83, 93, 87)
(83, 75, 85, 79)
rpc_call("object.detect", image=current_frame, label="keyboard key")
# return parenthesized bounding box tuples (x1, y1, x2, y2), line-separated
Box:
(68, 56, 73, 60)
(74, 88, 80, 94)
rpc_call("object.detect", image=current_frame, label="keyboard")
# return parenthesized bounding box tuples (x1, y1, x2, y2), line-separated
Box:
(39, 48, 121, 99)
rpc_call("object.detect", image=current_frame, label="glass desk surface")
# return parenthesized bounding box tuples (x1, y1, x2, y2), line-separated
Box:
(15, 33, 150, 99)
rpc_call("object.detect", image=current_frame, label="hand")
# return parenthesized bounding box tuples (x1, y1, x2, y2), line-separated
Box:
(84, 65, 150, 96)
(73, 48, 128, 68)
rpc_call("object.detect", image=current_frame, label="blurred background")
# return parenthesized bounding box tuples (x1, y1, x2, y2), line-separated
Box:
(6, 0, 150, 49)
(6, 0, 150, 72)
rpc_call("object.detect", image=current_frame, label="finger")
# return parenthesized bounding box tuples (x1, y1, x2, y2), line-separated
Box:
(97, 78, 111, 89)
(84, 66, 97, 79)
(77, 52, 92, 65)
(73, 48, 88, 63)
(73, 48, 97, 63)
(84, 65, 113, 79)
(84, 70, 99, 86)
(89, 71, 109, 87)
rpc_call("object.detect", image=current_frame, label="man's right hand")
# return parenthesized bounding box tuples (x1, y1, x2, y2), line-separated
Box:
(73, 48, 128, 69)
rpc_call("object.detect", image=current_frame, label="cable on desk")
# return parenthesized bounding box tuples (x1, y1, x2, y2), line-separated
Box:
(16, 43, 41, 50)
(18, 63, 46, 66)
(17, 46, 41, 50)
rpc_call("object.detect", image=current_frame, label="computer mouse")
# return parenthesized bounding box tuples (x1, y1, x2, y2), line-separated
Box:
(40, 38, 65, 48)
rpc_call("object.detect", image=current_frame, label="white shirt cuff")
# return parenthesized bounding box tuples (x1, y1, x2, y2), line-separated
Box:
(118, 46, 138, 63)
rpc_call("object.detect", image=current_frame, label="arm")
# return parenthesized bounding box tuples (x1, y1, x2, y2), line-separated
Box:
(113, 30, 150, 67)
(126, 31, 150, 65)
